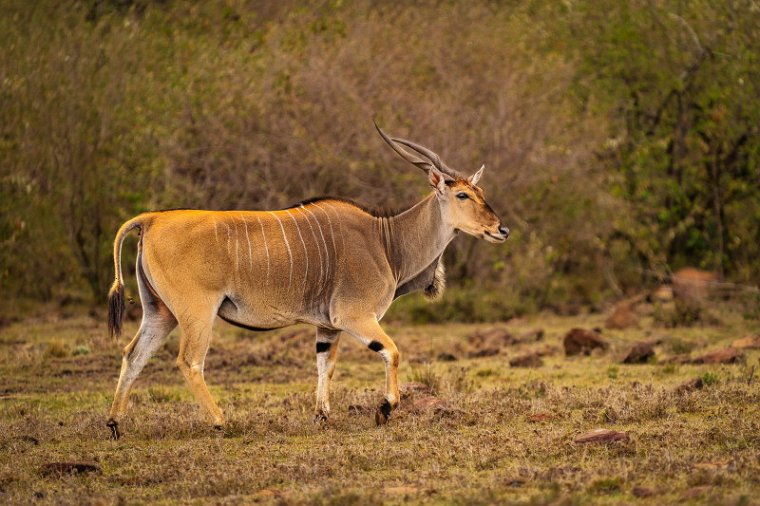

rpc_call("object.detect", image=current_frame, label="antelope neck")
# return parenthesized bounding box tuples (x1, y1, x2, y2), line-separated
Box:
(377, 192, 455, 284)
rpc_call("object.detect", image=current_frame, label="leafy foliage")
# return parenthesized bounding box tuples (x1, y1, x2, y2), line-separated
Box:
(1, 0, 757, 316)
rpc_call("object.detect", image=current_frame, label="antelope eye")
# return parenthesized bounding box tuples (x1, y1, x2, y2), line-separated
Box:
(456, 192, 469, 200)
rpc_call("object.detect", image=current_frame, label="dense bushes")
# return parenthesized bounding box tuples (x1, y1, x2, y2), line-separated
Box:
(1, 0, 757, 318)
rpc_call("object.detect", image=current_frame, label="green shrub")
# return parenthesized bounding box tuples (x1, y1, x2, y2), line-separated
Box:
(72, 345, 90, 356)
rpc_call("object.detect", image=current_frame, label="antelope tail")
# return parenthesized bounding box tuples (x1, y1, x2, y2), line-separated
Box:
(107, 216, 145, 339)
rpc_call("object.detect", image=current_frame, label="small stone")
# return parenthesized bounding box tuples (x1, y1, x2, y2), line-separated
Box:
(622, 341, 655, 364)
(574, 428, 628, 444)
(691, 347, 744, 364)
(563, 328, 609, 356)
(509, 353, 544, 368)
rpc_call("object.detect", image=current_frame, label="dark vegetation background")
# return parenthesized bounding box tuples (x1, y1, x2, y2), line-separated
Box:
(1, 0, 758, 321)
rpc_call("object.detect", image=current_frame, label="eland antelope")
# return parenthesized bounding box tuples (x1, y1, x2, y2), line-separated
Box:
(106, 123, 509, 439)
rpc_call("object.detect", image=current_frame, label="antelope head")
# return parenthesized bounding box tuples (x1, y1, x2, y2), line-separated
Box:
(375, 123, 510, 243)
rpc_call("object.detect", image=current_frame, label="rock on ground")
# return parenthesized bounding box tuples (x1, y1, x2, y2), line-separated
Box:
(563, 328, 609, 356)
(621, 341, 655, 364)
(691, 347, 744, 364)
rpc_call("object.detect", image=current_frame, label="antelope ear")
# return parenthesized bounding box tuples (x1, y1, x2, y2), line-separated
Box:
(429, 167, 447, 194)
(468, 165, 485, 185)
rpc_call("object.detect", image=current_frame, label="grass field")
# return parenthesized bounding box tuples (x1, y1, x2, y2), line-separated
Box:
(1, 303, 759, 505)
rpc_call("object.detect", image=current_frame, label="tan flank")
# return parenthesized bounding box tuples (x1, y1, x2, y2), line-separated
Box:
(105, 123, 509, 438)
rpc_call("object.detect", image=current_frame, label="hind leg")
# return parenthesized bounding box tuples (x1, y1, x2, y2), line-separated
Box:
(107, 250, 177, 439)
(175, 305, 225, 429)
(107, 303, 176, 439)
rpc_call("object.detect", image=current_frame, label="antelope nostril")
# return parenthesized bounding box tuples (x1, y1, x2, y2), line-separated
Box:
(498, 225, 510, 237)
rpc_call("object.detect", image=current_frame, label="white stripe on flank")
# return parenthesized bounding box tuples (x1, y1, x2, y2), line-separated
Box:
(322, 202, 346, 253)
(312, 202, 338, 260)
(269, 211, 293, 290)
(256, 215, 270, 285)
(286, 210, 309, 296)
(234, 218, 240, 272)
(225, 222, 231, 255)
(212, 216, 219, 244)
(239, 213, 253, 272)
(303, 206, 330, 281)
(295, 207, 323, 287)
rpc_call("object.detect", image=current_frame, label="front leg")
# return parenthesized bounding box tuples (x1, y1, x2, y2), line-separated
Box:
(343, 319, 400, 425)
(314, 328, 341, 422)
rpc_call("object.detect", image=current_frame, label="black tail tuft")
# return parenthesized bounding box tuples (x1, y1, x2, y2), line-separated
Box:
(107, 281, 125, 339)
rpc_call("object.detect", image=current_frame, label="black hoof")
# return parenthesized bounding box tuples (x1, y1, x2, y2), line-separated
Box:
(313, 412, 328, 424)
(106, 420, 120, 440)
(374, 400, 392, 426)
